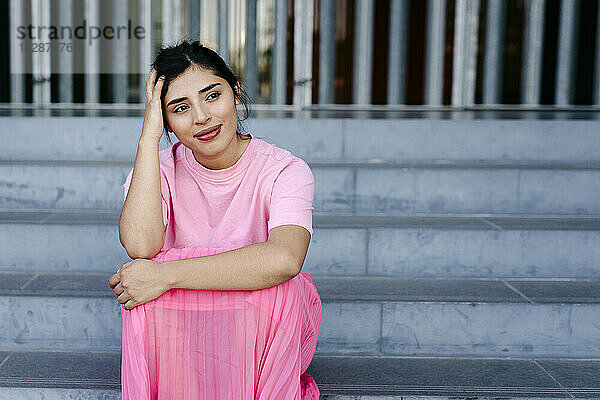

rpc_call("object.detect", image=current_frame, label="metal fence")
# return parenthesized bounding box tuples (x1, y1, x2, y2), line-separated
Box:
(3, 0, 600, 109)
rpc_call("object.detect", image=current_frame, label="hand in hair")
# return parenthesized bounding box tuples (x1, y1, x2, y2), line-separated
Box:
(141, 68, 167, 141)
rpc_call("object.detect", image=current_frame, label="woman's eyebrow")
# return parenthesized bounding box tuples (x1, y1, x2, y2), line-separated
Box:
(166, 83, 222, 107)
(199, 82, 221, 93)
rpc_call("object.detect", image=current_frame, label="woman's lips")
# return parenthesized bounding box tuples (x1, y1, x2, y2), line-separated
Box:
(194, 125, 221, 141)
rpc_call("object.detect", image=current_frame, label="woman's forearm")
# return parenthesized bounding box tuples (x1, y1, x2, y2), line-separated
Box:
(161, 241, 296, 291)
(119, 135, 166, 259)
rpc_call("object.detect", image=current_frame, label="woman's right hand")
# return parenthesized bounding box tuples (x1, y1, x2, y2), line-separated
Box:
(141, 68, 167, 141)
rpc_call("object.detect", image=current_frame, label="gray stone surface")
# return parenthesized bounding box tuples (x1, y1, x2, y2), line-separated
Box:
(0, 388, 121, 400)
(518, 170, 600, 214)
(0, 210, 51, 223)
(381, 303, 600, 357)
(484, 215, 600, 230)
(16, 272, 112, 297)
(313, 167, 355, 212)
(247, 118, 344, 160)
(317, 302, 381, 354)
(310, 160, 600, 170)
(315, 213, 494, 229)
(4, 271, 600, 303)
(313, 277, 522, 302)
(43, 210, 119, 225)
(0, 164, 130, 210)
(0, 297, 121, 350)
(535, 359, 600, 394)
(306, 355, 570, 397)
(5, 271, 600, 304)
(506, 280, 600, 303)
(0, 271, 113, 297)
(3, 275, 600, 357)
(4, 117, 600, 162)
(1, 211, 599, 278)
(304, 228, 367, 275)
(322, 397, 577, 400)
(0, 117, 143, 160)
(3, 210, 600, 229)
(0, 223, 128, 272)
(2, 351, 596, 398)
(0, 351, 121, 389)
(368, 228, 600, 278)
(0, 273, 35, 290)
(3, 163, 600, 214)
(355, 168, 519, 214)
(342, 119, 600, 162)
(354, 168, 600, 214)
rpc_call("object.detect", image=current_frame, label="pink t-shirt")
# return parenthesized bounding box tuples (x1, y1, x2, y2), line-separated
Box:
(123, 135, 314, 250)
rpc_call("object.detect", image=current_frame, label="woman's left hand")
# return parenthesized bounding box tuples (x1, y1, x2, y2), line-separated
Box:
(108, 259, 170, 310)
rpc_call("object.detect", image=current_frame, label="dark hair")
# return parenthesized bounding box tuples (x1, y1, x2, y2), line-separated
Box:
(151, 40, 253, 145)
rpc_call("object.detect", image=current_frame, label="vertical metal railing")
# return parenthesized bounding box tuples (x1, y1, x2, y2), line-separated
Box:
(232, 0, 245, 81)
(113, 0, 129, 103)
(424, 0, 446, 105)
(352, 0, 374, 105)
(318, 0, 335, 104)
(386, 0, 408, 105)
(162, 0, 184, 46)
(292, 0, 314, 107)
(84, 0, 100, 104)
(139, 0, 153, 103)
(452, 0, 480, 107)
(217, 0, 229, 65)
(58, 0, 73, 103)
(271, 0, 286, 104)
(521, 0, 544, 105)
(555, 0, 580, 105)
(9, 0, 25, 103)
(483, 0, 505, 105)
(4, 0, 600, 109)
(189, 0, 201, 42)
(244, 0, 258, 103)
(31, 0, 51, 104)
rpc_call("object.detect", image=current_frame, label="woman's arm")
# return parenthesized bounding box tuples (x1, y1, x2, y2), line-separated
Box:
(119, 70, 167, 260)
(119, 135, 166, 259)
(161, 240, 298, 291)
(110, 225, 309, 309)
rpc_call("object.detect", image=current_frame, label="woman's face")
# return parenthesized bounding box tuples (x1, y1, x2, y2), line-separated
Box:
(162, 65, 242, 169)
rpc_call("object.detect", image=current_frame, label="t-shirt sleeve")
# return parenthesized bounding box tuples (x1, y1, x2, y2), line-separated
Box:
(123, 166, 170, 229)
(267, 158, 315, 236)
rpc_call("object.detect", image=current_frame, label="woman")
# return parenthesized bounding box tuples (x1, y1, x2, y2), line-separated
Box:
(108, 40, 322, 399)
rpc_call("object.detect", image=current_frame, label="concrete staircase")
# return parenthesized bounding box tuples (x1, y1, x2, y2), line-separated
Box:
(0, 115, 599, 399)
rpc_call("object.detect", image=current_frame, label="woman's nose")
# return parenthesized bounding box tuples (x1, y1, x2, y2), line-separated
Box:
(192, 104, 210, 124)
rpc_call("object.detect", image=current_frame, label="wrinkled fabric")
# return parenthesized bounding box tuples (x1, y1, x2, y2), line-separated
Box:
(120, 246, 322, 399)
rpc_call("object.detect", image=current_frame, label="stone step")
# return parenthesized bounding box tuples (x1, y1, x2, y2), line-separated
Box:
(2, 116, 600, 163)
(2, 158, 600, 214)
(0, 210, 598, 278)
(1, 272, 600, 358)
(0, 350, 597, 398)
(0, 209, 600, 278)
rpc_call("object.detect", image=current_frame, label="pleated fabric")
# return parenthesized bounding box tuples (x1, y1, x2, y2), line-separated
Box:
(119, 246, 322, 400)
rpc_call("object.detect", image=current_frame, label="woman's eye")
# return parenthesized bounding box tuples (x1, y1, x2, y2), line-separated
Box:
(207, 92, 221, 101)
(173, 105, 188, 113)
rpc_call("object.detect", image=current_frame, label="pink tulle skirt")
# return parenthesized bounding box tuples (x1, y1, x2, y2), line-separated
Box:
(119, 246, 322, 399)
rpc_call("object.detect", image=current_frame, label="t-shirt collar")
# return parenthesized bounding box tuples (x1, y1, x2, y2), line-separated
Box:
(183, 136, 256, 181)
